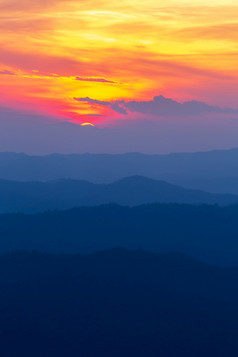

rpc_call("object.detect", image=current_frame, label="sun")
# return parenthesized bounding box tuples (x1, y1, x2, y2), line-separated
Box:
(80, 122, 95, 127)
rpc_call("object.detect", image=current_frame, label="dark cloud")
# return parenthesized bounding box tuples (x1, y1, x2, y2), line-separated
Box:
(0, 69, 16, 76)
(75, 77, 116, 84)
(75, 97, 110, 106)
(75, 95, 238, 116)
(75, 97, 128, 115)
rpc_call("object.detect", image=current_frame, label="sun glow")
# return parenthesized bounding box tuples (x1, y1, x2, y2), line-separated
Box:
(80, 122, 95, 127)
(0, 0, 237, 123)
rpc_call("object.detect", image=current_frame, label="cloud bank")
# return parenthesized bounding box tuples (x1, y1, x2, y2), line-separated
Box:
(75, 95, 238, 117)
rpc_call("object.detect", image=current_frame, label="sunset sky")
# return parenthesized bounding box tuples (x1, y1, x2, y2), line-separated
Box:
(0, 0, 238, 127)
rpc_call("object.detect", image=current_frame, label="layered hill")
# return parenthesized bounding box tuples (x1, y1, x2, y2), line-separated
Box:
(1, 148, 238, 193)
(2, 203, 238, 265)
(1, 249, 238, 356)
(0, 176, 237, 213)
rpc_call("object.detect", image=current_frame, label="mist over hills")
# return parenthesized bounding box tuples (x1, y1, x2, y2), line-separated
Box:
(1, 148, 238, 194)
(0, 176, 237, 213)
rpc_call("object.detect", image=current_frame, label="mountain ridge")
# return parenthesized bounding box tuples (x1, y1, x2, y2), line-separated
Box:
(0, 175, 237, 213)
(1, 148, 238, 194)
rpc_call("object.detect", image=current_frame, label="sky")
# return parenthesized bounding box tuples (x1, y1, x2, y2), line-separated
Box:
(0, 0, 238, 153)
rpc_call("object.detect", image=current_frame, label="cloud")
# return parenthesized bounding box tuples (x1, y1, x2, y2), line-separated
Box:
(0, 0, 69, 11)
(174, 23, 238, 42)
(75, 97, 128, 115)
(75, 95, 238, 116)
(0, 69, 16, 76)
(1, 0, 238, 117)
(0, 48, 87, 77)
(75, 77, 116, 84)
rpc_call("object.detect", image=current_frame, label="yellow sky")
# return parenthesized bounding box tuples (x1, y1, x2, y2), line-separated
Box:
(0, 0, 237, 123)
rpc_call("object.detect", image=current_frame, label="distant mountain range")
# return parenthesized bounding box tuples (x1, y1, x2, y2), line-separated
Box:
(0, 176, 237, 213)
(1, 148, 238, 194)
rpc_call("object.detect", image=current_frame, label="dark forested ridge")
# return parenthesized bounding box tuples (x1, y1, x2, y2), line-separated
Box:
(1, 149, 238, 194)
(1, 248, 238, 357)
(1, 203, 238, 265)
(0, 176, 237, 213)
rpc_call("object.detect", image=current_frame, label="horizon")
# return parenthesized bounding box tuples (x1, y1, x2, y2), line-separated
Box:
(1, 146, 238, 157)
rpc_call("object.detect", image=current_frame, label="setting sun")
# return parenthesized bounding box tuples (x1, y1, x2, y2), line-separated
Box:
(80, 122, 95, 127)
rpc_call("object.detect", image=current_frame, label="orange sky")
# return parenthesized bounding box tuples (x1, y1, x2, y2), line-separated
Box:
(0, 0, 238, 125)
